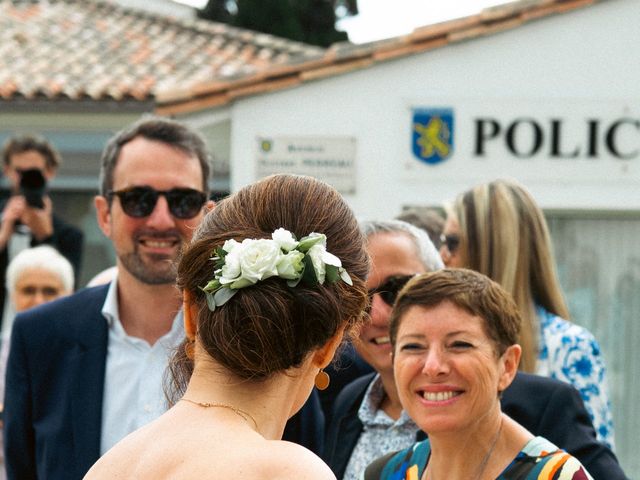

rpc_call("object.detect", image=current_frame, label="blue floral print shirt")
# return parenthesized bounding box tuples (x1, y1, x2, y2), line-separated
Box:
(535, 306, 615, 449)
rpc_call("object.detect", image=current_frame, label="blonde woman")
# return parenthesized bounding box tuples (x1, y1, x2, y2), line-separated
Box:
(440, 179, 614, 448)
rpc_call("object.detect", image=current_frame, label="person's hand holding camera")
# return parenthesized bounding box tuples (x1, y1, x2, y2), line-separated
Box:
(0, 195, 26, 249)
(21, 195, 54, 241)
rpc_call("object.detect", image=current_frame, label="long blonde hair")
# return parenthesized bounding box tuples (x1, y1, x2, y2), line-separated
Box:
(452, 179, 569, 372)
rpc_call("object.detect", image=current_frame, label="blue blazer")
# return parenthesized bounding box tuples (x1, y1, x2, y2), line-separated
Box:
(4, 285, 110, 480)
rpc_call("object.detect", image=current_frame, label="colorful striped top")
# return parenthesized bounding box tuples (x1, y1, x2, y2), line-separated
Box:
(365, 436, 594, 480)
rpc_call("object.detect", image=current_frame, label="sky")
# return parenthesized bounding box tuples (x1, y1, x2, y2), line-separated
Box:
(338, 0, 507, 43)
(174, 0, 508, 44)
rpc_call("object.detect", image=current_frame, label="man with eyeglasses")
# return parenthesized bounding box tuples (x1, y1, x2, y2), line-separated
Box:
(324, 219, 628, 480)
(3, 117, 214, 480)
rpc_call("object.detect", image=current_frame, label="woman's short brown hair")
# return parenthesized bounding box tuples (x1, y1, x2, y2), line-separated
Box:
(169, 174, 369, 394)
(389, 268, 521, 356)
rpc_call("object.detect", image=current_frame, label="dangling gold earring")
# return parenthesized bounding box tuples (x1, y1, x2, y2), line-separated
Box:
(315, 369, 330, 390)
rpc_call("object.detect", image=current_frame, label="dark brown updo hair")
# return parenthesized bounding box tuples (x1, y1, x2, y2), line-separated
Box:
(169, 174, 369, 396)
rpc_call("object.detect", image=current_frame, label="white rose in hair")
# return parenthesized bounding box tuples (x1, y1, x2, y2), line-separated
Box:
(222, 239, 240, 252)
(272, 228, 298, 252)
(277, 250, 305, 279)
(219, 248, 242, 285)
(233, 238, 281, 288)
(202, 228, 353, 311)
(307, 244, 341, 284)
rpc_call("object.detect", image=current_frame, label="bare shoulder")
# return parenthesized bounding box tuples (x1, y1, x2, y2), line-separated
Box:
(85, 420, 334, 480)
(84, 423, 179, 479)
(261, 440, 336, 480)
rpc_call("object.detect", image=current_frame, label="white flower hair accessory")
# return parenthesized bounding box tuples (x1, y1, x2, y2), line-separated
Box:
(201, 228, 353, 311)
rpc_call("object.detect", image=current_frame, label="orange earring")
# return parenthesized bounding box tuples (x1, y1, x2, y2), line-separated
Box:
(314, 369, 330, 390)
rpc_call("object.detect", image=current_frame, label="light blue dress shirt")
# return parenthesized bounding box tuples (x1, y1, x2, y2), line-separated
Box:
(99, 278, 184, 455)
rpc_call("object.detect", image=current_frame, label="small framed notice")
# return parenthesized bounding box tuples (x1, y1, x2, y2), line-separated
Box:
(256, 136, 357, 194)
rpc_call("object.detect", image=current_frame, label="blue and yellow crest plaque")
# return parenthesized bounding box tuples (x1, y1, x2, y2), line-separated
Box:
(412, 108, 454, 164)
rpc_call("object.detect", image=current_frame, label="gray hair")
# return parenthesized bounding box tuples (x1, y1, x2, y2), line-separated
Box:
(6, 246, 74, 294)
(360, 219, 444, 272)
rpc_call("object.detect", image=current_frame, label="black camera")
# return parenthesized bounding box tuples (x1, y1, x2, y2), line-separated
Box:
(19, 168, 47, 209)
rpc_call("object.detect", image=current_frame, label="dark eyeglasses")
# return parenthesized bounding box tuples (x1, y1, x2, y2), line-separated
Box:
(107, 187, 207, 219)
(440, 233, 460, 254)
(367, 275, 414, 311)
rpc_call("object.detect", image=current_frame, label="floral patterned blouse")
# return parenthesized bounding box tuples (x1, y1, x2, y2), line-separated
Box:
(368, 436, 594, 480)
(535, 306, 614, 449)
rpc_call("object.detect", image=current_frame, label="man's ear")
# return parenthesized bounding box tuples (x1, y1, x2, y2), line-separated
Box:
(205, 200, 216, 212)
(498, 344, 522, 392)
(183, 289, 198, 340)
(43, 166, 56, 181)
(312, 326, 346, 369)
(94, 195, 111, 237)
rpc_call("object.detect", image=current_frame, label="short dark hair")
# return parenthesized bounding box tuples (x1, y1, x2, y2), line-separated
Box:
(99, 116, 211, 196)
(2, 134, 61, 170)
(168, 174, 369, 396)
(390, 268, 521, 357)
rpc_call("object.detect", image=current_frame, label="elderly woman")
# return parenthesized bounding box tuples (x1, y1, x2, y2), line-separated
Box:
(2, 244, 74, 337)
(84, 174, 369, 479)
(366, 268, 593, 480)
(1, 244, 74, 366)
(0, 245, 74, 478)
(440, 179, 613, 448)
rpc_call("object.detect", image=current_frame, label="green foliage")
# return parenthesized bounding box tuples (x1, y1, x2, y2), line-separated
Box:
(198, 0, 357, 47)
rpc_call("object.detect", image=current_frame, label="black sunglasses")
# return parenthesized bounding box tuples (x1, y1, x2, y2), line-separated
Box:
(107, 186, 207, 219)
(440, 233, 460, 254)
(367, 275, 414, 311)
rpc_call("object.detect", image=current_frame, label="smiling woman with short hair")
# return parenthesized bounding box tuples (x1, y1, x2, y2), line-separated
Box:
(367, 268, 594, 480)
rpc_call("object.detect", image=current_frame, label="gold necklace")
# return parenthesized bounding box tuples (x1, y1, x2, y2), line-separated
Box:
(180, 397, 259, 431)
(426, 418, 503, 480)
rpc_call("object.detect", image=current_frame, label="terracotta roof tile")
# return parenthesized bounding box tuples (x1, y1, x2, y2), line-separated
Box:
(156, 0, 609, 115)
(0, 0, 323, 102)
(1, 0, 608, 113)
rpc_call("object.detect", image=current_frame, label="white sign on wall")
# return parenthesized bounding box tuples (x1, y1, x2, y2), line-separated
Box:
(405, 100, 639, 184)
(256, 136, 357, 194)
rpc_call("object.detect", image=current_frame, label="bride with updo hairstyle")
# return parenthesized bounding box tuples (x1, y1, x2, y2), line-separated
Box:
(84, 174, 369, 480)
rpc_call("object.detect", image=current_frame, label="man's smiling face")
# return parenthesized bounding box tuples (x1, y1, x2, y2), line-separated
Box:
(355, 231, 427, 378)
(96, 136, 206, 285)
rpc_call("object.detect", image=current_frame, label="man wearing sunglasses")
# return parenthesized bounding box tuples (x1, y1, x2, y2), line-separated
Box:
(324, 220, 627, 480)
(4, 117, 213, 480)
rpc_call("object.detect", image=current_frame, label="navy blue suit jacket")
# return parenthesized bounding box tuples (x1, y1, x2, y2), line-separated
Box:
(4, 285, 109, 480)
(324, 372, 627, 480)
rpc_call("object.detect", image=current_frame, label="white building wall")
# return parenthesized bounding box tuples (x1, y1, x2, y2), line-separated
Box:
(229, 0, 640, 218)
